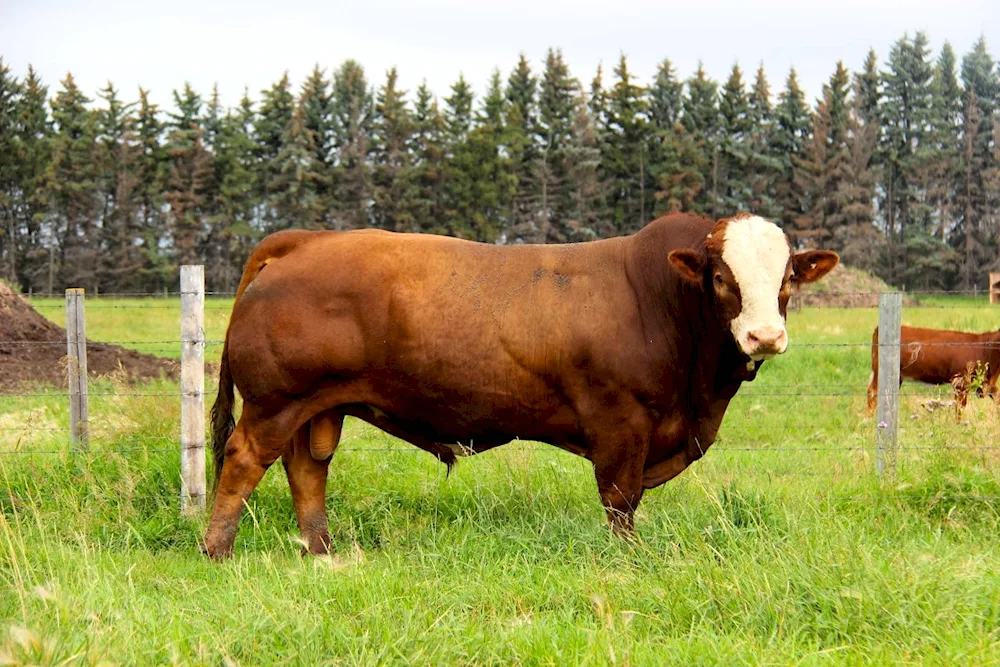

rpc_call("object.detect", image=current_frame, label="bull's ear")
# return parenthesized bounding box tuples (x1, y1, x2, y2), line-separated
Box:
(668, 249, 706, 286)
(791, 250, 839, 285)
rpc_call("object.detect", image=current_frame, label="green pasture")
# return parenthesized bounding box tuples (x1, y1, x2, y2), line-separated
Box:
(1, 294, 999, 665)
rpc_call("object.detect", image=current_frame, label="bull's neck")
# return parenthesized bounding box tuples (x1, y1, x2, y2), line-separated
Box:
(625, 225, 746, 401)
(623, 225, 749, 402)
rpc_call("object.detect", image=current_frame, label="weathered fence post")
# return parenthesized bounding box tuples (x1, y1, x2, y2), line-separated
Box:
(876, 292, 902, 476)
(180, 266, 206, 513)
(65, 288, 89, 448)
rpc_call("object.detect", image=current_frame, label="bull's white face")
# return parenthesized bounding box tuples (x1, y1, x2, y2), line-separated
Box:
(720, 216, 792, 360)
(667, 214, 839, 363)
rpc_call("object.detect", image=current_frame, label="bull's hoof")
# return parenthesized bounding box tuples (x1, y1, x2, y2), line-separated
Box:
(299, 541, 331, 558)
(200, 539, 234, 561)
(611, 526, 637, 542)
(607, 515, 637, 540)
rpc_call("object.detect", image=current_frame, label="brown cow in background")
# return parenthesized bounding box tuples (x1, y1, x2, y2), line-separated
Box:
(867, 325, 1000, 417)
(202, 213, 838, 559)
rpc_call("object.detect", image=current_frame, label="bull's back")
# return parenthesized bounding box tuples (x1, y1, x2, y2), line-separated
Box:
(227, 229, 639, 417)
(899, 326, 994, 383)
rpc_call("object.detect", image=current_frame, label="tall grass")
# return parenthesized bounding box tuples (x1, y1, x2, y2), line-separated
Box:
(1, 297, 999, 664)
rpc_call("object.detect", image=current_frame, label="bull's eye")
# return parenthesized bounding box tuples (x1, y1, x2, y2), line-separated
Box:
(714, 273, 724, 288)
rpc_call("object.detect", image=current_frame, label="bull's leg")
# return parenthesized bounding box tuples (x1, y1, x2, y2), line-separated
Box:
(202, 417, 282, 560)
(282, 412, 343, 555)
(867, 329, 880, 416)
(866, 371, 878, 415)
(952, 374, 968, 422)
(587, 412, 651, 536)
(982, 366, 998, 403)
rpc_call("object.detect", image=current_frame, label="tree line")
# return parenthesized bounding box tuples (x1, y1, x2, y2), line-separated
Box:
(0, 31, 998, 295)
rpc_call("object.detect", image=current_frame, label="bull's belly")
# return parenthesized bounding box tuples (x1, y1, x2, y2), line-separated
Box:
(344, 383, 586, 453)
(902, 368, 962, 385)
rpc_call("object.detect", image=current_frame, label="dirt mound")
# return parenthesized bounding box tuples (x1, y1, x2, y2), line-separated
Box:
(0, 282, 177, 389)
(795, 264, 918, 308)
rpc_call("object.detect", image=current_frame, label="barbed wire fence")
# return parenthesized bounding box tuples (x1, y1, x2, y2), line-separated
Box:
(2, 271, 1000, 515)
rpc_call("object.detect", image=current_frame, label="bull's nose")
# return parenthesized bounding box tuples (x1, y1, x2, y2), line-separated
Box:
(746, 327, 788, 357)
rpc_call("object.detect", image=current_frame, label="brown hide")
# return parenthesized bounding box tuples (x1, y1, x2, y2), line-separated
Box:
(867, 325, 1000, 416)
(202, 213, 837, 558)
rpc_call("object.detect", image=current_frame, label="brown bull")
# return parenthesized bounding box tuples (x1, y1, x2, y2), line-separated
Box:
(202, 213, 838, 558)
(866, 325, 1000, 417)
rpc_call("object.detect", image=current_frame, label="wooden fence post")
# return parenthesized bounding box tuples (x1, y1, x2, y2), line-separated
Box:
(65, 288, 88, 448)
(180, 266, 206, 513)
(876, 292, 902, 476)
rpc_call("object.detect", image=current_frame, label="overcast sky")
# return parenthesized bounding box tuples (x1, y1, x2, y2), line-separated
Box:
(2, 0, 997, 113)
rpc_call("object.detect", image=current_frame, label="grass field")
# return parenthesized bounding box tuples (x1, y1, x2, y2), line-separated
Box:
(2, 295, 1000, 665)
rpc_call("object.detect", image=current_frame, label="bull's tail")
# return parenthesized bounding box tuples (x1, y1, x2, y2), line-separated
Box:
(210, 333, 236, 493)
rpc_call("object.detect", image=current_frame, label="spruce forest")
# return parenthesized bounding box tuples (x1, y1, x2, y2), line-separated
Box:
(1, 31, 998, 295)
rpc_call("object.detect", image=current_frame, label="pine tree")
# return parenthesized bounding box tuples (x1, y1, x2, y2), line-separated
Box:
(299, 65, 336, 224)
(410, 83, 448, 234)
(589, 64, 608, 130)
(443, 74, 477, 238)
(716, 63, 752, 212)
(271, 103, 324, 229)
(649, 59, 684, 130)
(95, 82, 144, 291)
(481, 69, 517, 240)
(682, 63, 720, 216)
(10, 66, 52, 291)
(505, 55, 538, 235)
(955, 88, 983, 288)
(650, 120, 707, 217)
(207, 90, 258, 290)
(0, 59, 21, 283)
(563, 86, 607, 239)
(203, 84, 223, 151)
(927, 43, 963, 244)
(444, 74, 473, 141)
(856, 49, 881, 126)
(165, 83, 212, 267)
(507, 54, 537, 131)
(133, 88, 172, 290)
(601, 53, 649, 234)
(648, 60, 704, 216)
(534, 48, 578, 242)
(44, 74, 103, 290)
(746, 64, 781, 218)
(881, 33, 935, 286)
(793, 98, 836, 247)
(371, 67, 416, 232)
(170, 83, 203, 136)
(300, 66, 335, 166)
(455, 92, 509, 243)
(481, 69, 506, 128)
(954, 37, 999, 287)
(831, 93, 883, 274)
(772, 68, 812, 238)
(818, 61, 856, 250)
(254, 73, 295, 230)
(331, 60, 373, 229)
(824, 61, 852, 146)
